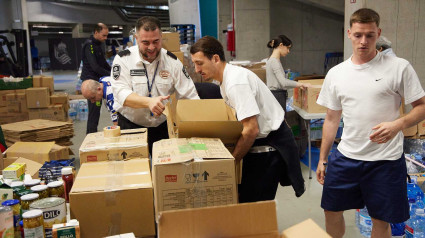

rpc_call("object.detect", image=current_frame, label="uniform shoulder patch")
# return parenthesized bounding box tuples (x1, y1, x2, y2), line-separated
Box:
(166, 50, 178, 60)
(118, 49, 131, 57)
(112, 64, 121, 80)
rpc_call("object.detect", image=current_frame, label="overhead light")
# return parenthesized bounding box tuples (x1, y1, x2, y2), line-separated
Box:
(112, 25, 118, 28)
(118, 26, 123, 30)
(109, 31, 122, 34)
(59, 31, 64, 34)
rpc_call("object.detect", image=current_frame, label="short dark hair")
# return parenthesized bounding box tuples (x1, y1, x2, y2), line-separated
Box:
(350, 8, 380, 27)
(94, 23, 108, 33)
(190, 36, 226, 62)
(267, 35, 292, 49)
(136, 16, 161, 32)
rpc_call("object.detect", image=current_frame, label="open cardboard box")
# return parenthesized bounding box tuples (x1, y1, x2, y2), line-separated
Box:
(164, 99, 243, 149)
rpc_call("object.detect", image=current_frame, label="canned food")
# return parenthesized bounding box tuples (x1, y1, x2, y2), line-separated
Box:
(24, 179, 41, 190)
(47, 181, 64, 198)
(1, 199, 21, 237)
(23, 209, 45, 238)
(16, 189, 33, 200)
(11, 181, 25, 200)
(20, 193, 40, 213)
(30, 198, 66, 238)
(31, 185, 49, 199)
(0, 205, 14, 238)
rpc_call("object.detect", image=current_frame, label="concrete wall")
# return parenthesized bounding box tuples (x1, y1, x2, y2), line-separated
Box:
(217, 0, 232, 61)
(0, 1, 15, 30)
(26, 0, 128, 25)
(234, 0, 270, 61)
(345, 0, 425, 87)
(270, 0, 344, 75)
(168, 0, 202, 41)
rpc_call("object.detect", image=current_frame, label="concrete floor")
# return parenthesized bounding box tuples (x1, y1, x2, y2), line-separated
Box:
(48, 70, 362, 237)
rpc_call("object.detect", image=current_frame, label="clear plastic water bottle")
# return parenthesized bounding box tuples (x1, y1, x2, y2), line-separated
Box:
(413, 209, 425, 238)
(407, 198, 418, 238)
(359, 207, 372, 237)
(391, 222, 405, 238)
(68, 107, 77, 121)
(78, 100, 88, 121)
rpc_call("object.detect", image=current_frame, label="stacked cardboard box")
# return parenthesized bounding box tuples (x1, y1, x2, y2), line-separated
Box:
(70, 159, 155, 238)
(32, 75, 54, 95)
(162, 32, 185, 64)
(79, 128, 148, 164)
(1, 119, 74, 147)
(152, 138, 237, 220)
(0, 89, 29, 124)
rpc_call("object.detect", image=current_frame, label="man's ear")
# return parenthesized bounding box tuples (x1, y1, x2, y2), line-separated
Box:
(213, 54, 220, 63)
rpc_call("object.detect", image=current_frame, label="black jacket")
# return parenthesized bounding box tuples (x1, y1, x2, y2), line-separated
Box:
(80, 36, 111, 81)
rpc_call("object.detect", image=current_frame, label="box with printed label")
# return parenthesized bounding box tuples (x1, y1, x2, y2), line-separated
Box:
(26, 87, 50, 108)
(70, 159, 155, 238)
(152, 138, 237, 220)
(2, 162, 26, 180)
(158, 201, 279, 238)
(79, 128, 148, 164)
(298, 79, 326, 113)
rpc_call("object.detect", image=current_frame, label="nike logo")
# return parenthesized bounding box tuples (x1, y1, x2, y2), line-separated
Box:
(375, 78, 383, 81)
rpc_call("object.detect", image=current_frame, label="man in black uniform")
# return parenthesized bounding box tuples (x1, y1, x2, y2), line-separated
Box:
(81, 23, 111, 134)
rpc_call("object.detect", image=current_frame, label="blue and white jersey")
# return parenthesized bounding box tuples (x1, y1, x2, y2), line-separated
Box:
(100, 76, 122, 123)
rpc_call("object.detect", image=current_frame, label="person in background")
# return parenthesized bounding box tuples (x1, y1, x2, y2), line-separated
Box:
(190, 36, 305, 203)
(111, 16, 199, 155)
(316, 8, 425, 238)
(376, 36, 396, 57)
(81, 23, 111, 134)
(81, 77, 122, 126)
(266, 35, 310, 112)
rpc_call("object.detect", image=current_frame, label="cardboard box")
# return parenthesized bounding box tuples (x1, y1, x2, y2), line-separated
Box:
(6, 92, 27, 113)
(70, 159, 155, 238)
(6, 142, 69, 164)
(2, 162, 26, 179)
(171, 51, 184, 63)
(296, 79, 326, 113)
(158, 201, 279, 238)
(162, 32, 180, 52)
(33, 75, 54, 95)
(0, 89, 25, 107)
(0, 112, 29, 125)
(418, 120, 425, 136)
(245, 62, 267, 84)
(26, 87, 50, 108)
(79, 128, 148, 164)
(293, 76, 324, 108)
(2, 157, 43, 179)
(400, 99, 419, 137)
(164, 99, 243, 148)
(50, 93, 69, 112)
(281, 219, 331, 238)
(28, 105, 67, 121)
(104, 234, 135, 238)
(152, 138, 237, 219)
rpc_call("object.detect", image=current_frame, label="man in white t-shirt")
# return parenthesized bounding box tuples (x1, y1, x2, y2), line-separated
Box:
(190, 36, 305, 202)
(316, 8, 425, 238)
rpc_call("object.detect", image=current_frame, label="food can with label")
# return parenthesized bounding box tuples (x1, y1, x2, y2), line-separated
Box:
(23, 209, 45, 238)
(0, 205, 14, 238)
(30, 197, 66, 238)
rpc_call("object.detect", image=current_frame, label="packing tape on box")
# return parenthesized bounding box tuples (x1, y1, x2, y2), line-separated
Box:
(104, 125, 121, 137)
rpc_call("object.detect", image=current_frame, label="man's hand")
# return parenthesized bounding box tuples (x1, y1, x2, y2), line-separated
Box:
(148, 95, 170, 116)
(299, 83, 312, 90)
(316, 160, 327, 185)
(369, 121, 402, 144)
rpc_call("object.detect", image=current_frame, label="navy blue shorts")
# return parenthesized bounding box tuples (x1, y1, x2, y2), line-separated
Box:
(321, 149, 409, 223)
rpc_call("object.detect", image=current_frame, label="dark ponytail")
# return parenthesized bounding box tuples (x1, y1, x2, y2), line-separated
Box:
(267, 34, 292, 49)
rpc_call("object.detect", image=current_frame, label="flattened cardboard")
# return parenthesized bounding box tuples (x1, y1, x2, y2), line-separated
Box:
(158, 201, 279, 238)
(165, 99, 242, 148)
(79, 128, 148, 164)
(152, 138, 237, 220)
(26, 87, 50, 108)
(281, 219, 331, 238)
(69, 159, 155, 238)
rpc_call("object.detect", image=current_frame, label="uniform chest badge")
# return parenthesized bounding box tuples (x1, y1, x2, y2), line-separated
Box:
(159, 70, 170, 79)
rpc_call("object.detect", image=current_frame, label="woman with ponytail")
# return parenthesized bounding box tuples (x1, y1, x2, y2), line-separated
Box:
(266, 35, 310, 112)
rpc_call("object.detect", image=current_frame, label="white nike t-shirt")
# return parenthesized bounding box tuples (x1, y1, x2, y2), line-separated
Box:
(317, 52, 425, 161)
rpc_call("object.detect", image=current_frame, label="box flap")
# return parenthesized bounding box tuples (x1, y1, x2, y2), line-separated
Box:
(281, 219, 331, 238)
(79, 128, 148, 153)
(178, 121, 243, 144)
(71, 159, 152, 193)
(7, 142, 55, 162)
(176, 99, 229, 122)
(158, 201, 278, 238)
(152, 138, 234, 165)
(14, 157, 43, 178)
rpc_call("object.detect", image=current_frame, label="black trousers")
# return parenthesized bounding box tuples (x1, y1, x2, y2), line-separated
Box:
(271, 90, 288, 113)
(86, 99, 102, 134)
(117, 113, 169, 156)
